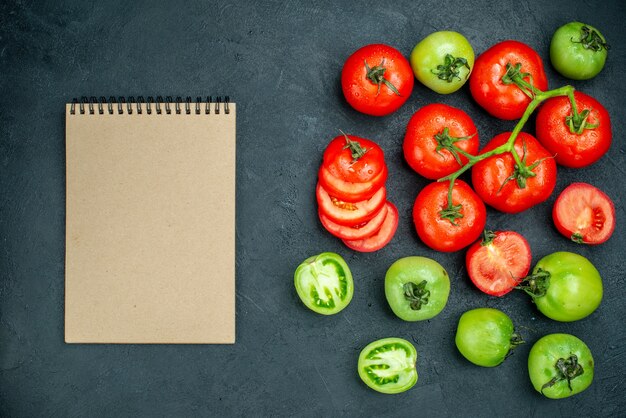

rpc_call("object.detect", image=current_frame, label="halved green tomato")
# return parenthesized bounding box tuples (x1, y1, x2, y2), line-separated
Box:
(294, 252, 354, 315)
(357, 337, 418, 394)
(384, 256, 450, 321)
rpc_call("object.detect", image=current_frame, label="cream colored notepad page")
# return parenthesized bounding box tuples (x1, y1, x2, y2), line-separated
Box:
(65, 103, 236, 344)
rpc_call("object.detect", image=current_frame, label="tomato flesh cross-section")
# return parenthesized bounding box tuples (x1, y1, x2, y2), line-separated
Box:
(294, 252, 354, 315)
(552, 183, 615, 244)
(357, 337, 418, 394)
(342, 202, 398, 252)
(316, 183, 386, 226)
(466, 230, 531, 296)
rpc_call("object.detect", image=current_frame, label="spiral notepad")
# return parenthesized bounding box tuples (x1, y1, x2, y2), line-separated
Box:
(65, 96, 236, 344)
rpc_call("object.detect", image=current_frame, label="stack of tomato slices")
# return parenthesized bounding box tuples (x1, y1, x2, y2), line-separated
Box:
(317, 133, 398, 252)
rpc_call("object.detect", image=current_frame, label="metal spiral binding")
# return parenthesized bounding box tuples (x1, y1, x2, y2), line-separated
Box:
(70, 96, 231, 115)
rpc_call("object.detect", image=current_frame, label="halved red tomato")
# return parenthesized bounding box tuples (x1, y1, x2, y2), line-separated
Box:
(316, 183, 386, 226)
(318, 164, 388, 202)
(466, 230, 531, 296)
(342, 202, 398, 252)
(552, 182, 615, 245)
(319, 203, 388, 240)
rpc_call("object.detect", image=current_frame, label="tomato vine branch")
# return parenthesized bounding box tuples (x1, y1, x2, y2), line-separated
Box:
(435, 63, 576, 223)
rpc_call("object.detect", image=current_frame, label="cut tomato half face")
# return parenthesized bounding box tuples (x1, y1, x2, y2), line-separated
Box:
(342, 202, 398, 252)
(319, 203, 388, 240)
(318, 165, 388, 203)
(316, 183, 386, 226)
(465, 230, 531, 296)
(552, 182, 615, 245)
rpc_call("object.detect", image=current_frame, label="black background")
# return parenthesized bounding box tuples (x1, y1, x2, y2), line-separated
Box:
(1, 0, 625, 416)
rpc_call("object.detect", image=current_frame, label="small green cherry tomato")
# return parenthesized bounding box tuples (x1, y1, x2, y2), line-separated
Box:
(294, 252, 353, 315)
(384, 256, 450, 321)
(528, 333, 594, 399)
(357, 337, 418, 394)
(517, 252, 602, 322)
(455, 308, 523, 367)
(410, 31, 475, 94)
(550, 22, 609, 80)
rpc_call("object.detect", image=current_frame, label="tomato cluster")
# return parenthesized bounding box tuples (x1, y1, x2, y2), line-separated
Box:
(299, 21, 615, 399)
(316, 133, 398, 252)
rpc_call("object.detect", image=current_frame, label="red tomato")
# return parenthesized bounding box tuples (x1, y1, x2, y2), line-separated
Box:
(316, 183, 386, 226)
(413, 180, 486, 252)
(319, 203, 388, 240)
(472, 132, 557, 213)
(403, 103, 479, 180)
(553, 183, 615, 245)
(536, 91, 612, 168)
(341, 44, 414, 116)
(466, 230, 531, 296)
(470, 40, 548, 120)
(318, 165, 388, 203)
(322, 134, 386, 184)
(342, 202, 398, 252)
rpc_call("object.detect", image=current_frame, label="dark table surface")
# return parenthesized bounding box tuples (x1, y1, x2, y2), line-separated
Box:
(1, 0, 625, 416)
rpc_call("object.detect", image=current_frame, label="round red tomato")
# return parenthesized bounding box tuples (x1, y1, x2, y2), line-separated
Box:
(466, 230, 531, 296)
(403, 103, 479, 180)
(413, 180, 486, 252)
(343, 202, 398, 252)
(470, 40, 548, 120)
(536, 91, 612, 168)
(553, 183, 615, 245)
(319, 203, 388, 241)
(316, 183, 386, 226)
(322, 134, 386, 183)
(319, 134, 388, 202)
(472, 132, 557, 213)
(341, 44, 414, 116)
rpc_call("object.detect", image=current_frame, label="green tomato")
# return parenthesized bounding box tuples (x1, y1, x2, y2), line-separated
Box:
(455, 308, 522, 367)
(294, 252, 353, 315)
(550, 22, 609, 80)
(410, 31, 475, 94)
(357, 337, 418, 394)
(528, 333, 594, 399)
(518, 252, 602, 322)
(384, 256, 450, 321)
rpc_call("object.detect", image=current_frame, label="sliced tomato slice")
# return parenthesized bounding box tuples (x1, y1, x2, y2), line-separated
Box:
(342, 202, 398, 252)
(318, 164, 388, 203)
(319, 203, 388, 240)
(552, 183, 615, 245)
(465, 230, 531, 296)
(316, 183, 386, 226)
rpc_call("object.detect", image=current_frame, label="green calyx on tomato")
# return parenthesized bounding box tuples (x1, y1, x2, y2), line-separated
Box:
(528, 333, 594, 399)
(410, 31, 475, 94)
(364, 59, 401, 96)
(294, 252, 354, 315)
(455, 308, 524, 367)
(540, 354, 584, 394)
(340, 130, 369, 162)
(516, 252, 603, 322)
(432, 53, 470, 82)
(357, 337, 418, 394)
(385, 256, 450, 321)
(434, 127, 476, 166)
(550, 22, 609, 80)
(501, 62, 540, 99)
